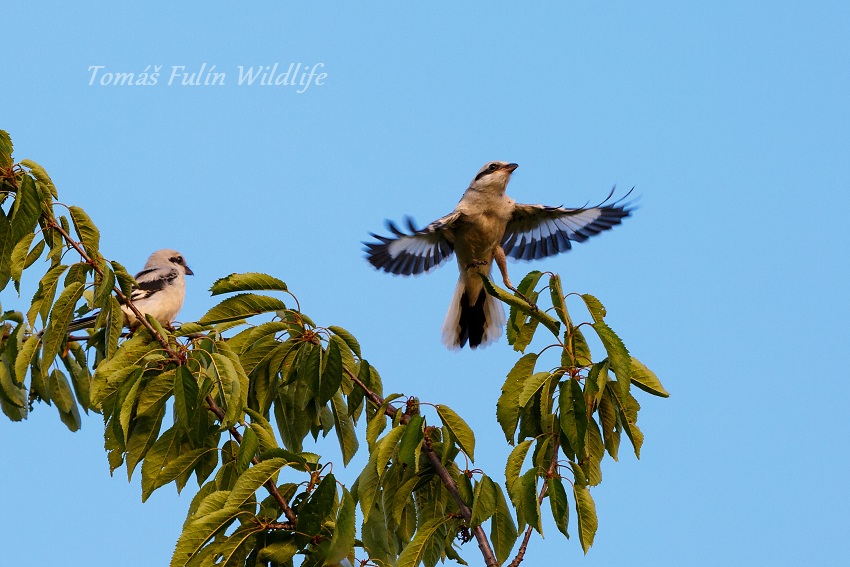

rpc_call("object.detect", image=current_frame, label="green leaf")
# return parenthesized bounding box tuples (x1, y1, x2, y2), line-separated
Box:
(209, 272, 287, 295)
(559, 378, 587, 459)
(257, 535, 298, 563)
(518, 371, 550, 410)
(598, 388, 620, 460)
(154, 448, 217, 495)
(236, 427, 259, 474)
(606, 386, 644, 458)
(0, 210, 14, 291)
(330, 390, 359, 466)
(470, 474, 498, 528)
(397, 414, 424, 467)
(170, 506, 241, 567)
(505, 439, 533, 494)
(27, 263, 68, 327)
(13, 335, 40, 390)
(630, 357, 669, 397)
(245, 407, 279, 452)
(436, 404, 475, 462)
(141, 425, 182, 501)
(548, 273, 570, 326)
(497, 353, 538, 444)
(110, 260, 136, 297)
(327, 486, 356, 564)
(511, 468, 541, 534)
(174, 366, 200, 439)
(548, 476, 570, 538)
(490, 483, 518, 564)
(126, 408, 166, 480)
(0, 362, 26, 408)
(580, 294, 606, 323)
(210, 352, 243, 430)
(137, 370, 175, 417)
(224, 457, 288, 507)
(319, 338, 343, 405)
(574, 484, 598, 553)
(397, 518, 445, 567)
(375, 424, 406, 475)
(10, 232, 35, 293)
(40, 281, 85, 369)
(49, 369, 75, 414)
(68, 206, 101, 261)
(355, 451, 381, 523)
(296, 473, 336, 545)
(93, 263, 115, 309)
(328, 325, 361, 359)
(592, 321, 631, 396)
(198, 293, 287, 325)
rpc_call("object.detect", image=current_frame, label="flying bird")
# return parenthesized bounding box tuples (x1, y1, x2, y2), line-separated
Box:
(364, 162, 633, 350)
(66, 249, 194, 332)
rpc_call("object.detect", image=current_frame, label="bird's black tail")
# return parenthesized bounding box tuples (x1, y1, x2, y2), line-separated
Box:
(459, 289, 487, 348)
(441, 277, 506, 349)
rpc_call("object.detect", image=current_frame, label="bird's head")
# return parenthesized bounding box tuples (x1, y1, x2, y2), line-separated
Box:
(469, 161, 518, 193)
(145, 249, 194, 276)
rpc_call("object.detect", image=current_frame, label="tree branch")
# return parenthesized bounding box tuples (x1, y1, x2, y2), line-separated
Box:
(345, 367, 499, 567)
(508, 432, 561, 567)
(204, 394, 297, 524)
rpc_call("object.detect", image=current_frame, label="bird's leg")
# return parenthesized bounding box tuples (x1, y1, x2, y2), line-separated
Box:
(494, 246, 537, 310)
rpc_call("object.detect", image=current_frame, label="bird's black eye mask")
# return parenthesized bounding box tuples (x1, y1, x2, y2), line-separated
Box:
(474, 163, 501, 181)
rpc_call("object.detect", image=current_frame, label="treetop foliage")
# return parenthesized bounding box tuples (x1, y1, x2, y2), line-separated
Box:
(0, 129, 668, 567)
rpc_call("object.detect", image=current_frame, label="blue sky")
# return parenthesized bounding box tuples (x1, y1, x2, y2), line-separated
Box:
(3, 2, 850, 565)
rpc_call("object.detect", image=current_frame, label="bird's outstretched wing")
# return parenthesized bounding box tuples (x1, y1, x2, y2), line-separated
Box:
(130, 267, 179, 301)
(364, 211, 462, 276)
(502, 190, 634, 261)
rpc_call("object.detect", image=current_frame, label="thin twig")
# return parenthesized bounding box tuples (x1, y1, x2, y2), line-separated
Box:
(507, 432, 561, 567)
(205, 395, 297, 524)
(345, 367, 499, 567)
(423, 434, 499, 567)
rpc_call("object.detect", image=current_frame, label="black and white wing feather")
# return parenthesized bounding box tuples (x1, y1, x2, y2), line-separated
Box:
(364, 211, 461, 276)
(502, 191, 633, 261)
(130, 267, 179, 301)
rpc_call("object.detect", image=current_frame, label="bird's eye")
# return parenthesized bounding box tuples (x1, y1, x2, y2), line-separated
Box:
(488, 163, 499, 172)
(171, 256, 183, 264)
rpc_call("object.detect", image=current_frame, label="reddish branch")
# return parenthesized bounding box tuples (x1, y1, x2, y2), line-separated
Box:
(507, 433, 561, 567)
(345, 367, 500, 567)
(205, 395, 297, 524)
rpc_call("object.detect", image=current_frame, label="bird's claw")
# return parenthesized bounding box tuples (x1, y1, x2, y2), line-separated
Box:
(465, 260, 488, 269)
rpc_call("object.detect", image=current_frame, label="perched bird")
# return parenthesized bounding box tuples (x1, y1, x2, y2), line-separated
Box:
(364, 162, 633, 349)
(67, 249, 193, 332)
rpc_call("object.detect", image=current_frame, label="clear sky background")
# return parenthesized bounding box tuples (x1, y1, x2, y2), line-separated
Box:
(3, 2, 849, 565)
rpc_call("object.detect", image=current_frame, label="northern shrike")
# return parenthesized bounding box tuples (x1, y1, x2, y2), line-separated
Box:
(66, 249, 193, 332)
(364, 162, 632, 350)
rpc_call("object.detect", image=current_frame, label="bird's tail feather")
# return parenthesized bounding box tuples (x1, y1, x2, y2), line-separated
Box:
(441, 277, 505, 350)
(67, 313, 99, 332)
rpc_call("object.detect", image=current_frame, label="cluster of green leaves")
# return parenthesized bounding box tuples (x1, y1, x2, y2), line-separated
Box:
(0, 129, 667, 567)
(485, 271, 669, 553)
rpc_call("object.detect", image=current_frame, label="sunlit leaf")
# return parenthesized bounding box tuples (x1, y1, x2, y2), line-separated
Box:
(497, 353, 538, 444)
(630, 357, 669, 397)
(574, 483, 598, 553)
(209, 272, 287, 295)
(198, 293, 287, 325)
(436, 404, 475, 462)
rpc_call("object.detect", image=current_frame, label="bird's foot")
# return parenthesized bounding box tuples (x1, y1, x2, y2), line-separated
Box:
(465, 260, 488, 269)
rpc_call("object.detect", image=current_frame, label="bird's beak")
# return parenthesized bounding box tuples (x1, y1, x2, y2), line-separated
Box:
(184, 266, 194, 276)
(505, 163, 519, 173)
